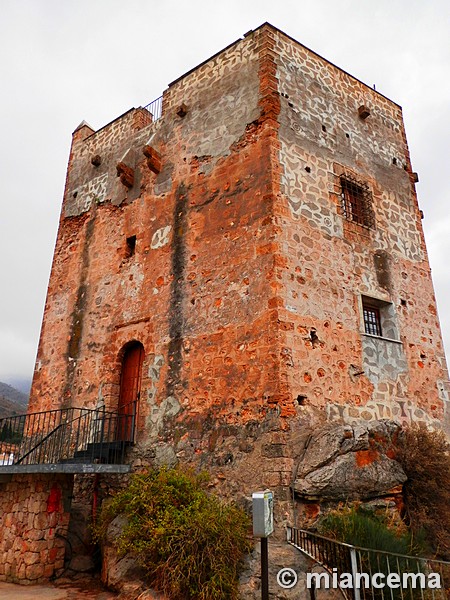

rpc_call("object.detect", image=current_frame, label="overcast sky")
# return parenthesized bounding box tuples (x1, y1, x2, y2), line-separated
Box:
(0, 0, 449, 392)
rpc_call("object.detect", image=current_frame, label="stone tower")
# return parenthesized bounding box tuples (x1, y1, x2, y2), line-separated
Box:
(29, 23, 449, 503)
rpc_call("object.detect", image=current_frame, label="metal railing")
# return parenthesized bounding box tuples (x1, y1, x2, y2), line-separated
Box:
(288, 527, 450, 600)
(143, 95, 163, 122)
(0, 403, 136, 467)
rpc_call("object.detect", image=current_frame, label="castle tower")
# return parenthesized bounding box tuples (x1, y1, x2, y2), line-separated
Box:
(28, 23, 449, 491)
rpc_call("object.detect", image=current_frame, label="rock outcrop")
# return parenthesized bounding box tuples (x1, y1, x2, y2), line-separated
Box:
(101, 515, 169, 600)
(294, 420, 406, 501)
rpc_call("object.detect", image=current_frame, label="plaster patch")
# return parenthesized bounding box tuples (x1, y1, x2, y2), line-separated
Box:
(362, 336, 407, 385)
(326, 398, 441, 430)
(67, 173, 108, 216)
(151, 225, 172, 249)
(148, 396, 182, 436)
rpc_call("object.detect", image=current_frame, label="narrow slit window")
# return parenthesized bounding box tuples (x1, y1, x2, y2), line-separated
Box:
(340, 175, 374, 228)
(363, 304, 382, 336)
(126, 235, 136, 258)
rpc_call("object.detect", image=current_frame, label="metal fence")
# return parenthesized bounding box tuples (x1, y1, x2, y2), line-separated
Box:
(288, 526, 450, 600)
(0, 403, 136, 467)
(143, 95, 163, 122)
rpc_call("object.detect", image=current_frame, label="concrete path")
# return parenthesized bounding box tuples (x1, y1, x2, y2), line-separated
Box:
(0, 581, 117, 599)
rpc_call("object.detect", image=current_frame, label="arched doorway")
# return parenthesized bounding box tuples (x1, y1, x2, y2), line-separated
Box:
(117, 342, 144, 441)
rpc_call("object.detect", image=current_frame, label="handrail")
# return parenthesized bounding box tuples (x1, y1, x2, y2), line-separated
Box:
(287, 527, 450, 600)
(0, 404, 119, 424)
(16, 421, 65, 464)
(289, 528, 450, 564)
(0, 403, 136, 467)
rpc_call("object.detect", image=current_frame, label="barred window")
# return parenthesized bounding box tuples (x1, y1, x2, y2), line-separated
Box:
(363, 302, 382, 336)
(340, 175, 374, 228)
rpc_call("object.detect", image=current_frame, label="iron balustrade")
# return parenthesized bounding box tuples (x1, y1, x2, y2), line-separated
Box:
(0, 403, 136, 467)
(143, 95, 163, 122)
(287, 526, 450, 600)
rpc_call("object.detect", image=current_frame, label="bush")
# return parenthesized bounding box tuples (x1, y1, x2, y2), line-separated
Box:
(317, 505, 423, 555)
(396, 424, 450, 559)
(94, 467, 252, 600)
(317, 506, 430, 600)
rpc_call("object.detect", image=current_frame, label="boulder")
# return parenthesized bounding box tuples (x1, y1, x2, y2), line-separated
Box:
(100, 514, 169, 600)
(101, 515, 146, 595)
(294, 420, 406, 501)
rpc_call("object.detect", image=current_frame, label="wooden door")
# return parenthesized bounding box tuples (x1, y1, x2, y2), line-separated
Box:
(117, 343, 144, 441)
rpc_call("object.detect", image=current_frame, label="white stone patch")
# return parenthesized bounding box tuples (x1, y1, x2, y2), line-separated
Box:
(437, 379, 450, 403)
(67, 173, 108, 216)
(145, 130, 157, 146)
(120, 147, 133, 162)
(326, 399, 441, 430)
(151, 225, 172, 249)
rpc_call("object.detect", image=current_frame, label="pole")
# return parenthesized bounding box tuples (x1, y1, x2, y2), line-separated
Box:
(261, 536, 269, 600)
(350, 548, 361, 600)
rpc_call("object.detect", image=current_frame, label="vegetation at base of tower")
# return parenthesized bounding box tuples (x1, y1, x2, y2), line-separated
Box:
(317, 507, 432, 600)
(317, 424, 450, 562)
(317, 505, 425, 556)
(396, 424, 450, 560)
(93, 467, 252, 600)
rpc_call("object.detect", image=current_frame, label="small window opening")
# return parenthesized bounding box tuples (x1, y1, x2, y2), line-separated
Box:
(305, 166, 311, 173)
(363, 302, 382, 336)
(340, 175, 375, 228)
(309, 329, 319, 348)
(361, 295, 398, 340)
(322, 125, 327, 132)
(126, 235, 136, 258)
(297, 395, 307, 406)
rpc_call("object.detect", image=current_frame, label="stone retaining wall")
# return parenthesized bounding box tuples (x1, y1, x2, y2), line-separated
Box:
(0, 473, 73, 584)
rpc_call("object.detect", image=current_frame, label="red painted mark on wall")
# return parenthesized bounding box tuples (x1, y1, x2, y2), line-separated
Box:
(47, 484, 61, 513)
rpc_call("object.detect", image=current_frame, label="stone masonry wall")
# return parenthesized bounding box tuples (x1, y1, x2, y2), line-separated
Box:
(0, 474, 72, 584)
(272, 28, 450, 431)
(28, 27, 289, 440)
(29, 30, 272, 419)
(20, 24, 450, 593)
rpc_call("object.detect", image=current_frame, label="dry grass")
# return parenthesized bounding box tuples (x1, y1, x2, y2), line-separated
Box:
(396, 424, 450, 559)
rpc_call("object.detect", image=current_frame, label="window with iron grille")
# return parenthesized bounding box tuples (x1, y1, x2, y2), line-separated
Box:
(340, 175, 375, 228)
(363, 302, 382, 336)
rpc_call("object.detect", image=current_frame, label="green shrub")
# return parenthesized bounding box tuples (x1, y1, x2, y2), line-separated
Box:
(94, 467, 252, 600)
(317, 506, 429, 600)
(396, 424, 450, 559)
(317, 505, 423, 555)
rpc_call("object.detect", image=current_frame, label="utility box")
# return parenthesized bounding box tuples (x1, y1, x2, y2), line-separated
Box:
(252, 491, 274, 537)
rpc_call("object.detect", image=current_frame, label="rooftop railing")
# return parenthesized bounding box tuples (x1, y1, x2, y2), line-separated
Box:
(143, 95, 163, 122)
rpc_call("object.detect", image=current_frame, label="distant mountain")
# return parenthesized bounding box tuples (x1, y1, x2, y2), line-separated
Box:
(5, 377, 31, 395)
(0, 382, 29, 418)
